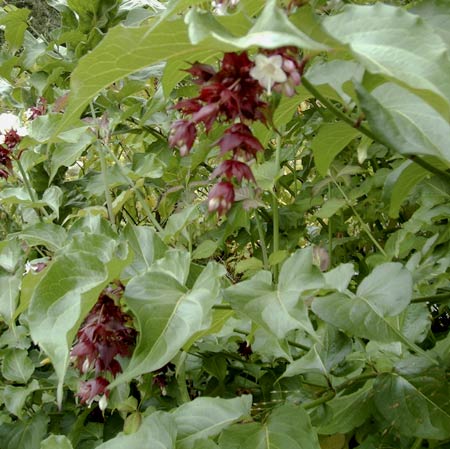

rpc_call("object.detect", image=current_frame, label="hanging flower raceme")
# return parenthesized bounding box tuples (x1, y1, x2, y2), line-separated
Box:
(71, 282, 136, 407)
(0, 112, 28, 179)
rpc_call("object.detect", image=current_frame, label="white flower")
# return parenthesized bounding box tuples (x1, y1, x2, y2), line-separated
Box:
(0, 112, 28, 143)
(250, 54, 287, 94)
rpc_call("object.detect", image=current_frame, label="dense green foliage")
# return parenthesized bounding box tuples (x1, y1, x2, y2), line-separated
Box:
(0, 0, 450, 448)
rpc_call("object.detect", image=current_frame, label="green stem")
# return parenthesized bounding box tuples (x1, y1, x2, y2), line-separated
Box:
(98, 144, 116, 230)
(410, 438, 423, 449)
(412, 292, 450, 304)
(303, 391, 336, 410)
(272, 134, 281, 282)
(332, 178, 387, 257)
(255, 212, 269, 271)
(233, 328, 310, 352)
(176, 352, 191, 404)
(15, 158, 44, 222)
(302, 77, 377, 141)
(327, 184, 333, 267)
(408, 155, 450, 184)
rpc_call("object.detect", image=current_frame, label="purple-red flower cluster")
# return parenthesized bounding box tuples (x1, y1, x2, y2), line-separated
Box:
(71, 282, 136, 406)
(169, 52, 269, 216)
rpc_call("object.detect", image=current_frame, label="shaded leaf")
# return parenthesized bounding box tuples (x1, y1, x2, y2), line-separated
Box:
(1, 349, 34, 384)
(174, 396, 252, 449)
(219, 403, 321, 449)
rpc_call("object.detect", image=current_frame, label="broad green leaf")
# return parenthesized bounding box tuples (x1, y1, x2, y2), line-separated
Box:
(316, 198, 346, 219)
(323, 263, 354, 292)
(174, 396, 252, 449)
(18, 223, 68, 251)
(315, 381, 374, 435)
(225, 249, 323, 340)
(40, 435, 73, 449)
(192, 240, 218, 260)
(112, 262, 225, 387)
(357, 83, 450, 163)
(219, 403, 321, 449)
(52, 16, 216, 136)
(374, 372, 450, 439)
(162, 204, 199, 243)
(283, 325, 351, 378)
(185, 0, 328, 51)
(95, 411, 176, 449)
(323, 3, 450, 117)
(311, 122, 361, 176)
(0, 238, 22, 272)
(0, 7, 30, 52)
(357, 263, 412, 316)
(305, 60, 364, 105)
(0, 411, 48, 449)
(0, 273, 21, 324)
(49, 127, 94, 181)
(1, 349, 34, 384)
(3, 380, 40, 418)
(122, 224, 167, 277)
(412, 0, 450, 49)
(312, 292, 403, 343)
(252, 160, 280, 191)
(150, 249, 191, 285)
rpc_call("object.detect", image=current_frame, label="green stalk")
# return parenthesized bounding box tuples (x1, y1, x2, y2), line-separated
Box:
(255, 211, 269, 271)
(272, 134, 281, 282)
(412, 292, 450, 304)
(98, 143, 116, 230)
(332, 178, 387, 257)
(15, 158, 44, 222)
(410, 438, 423, 449)
(176, 352, 191, 404)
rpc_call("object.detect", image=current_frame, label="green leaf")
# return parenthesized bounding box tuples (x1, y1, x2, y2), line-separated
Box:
(185, 0, 328, 51)
(162, 205, 199, 243)
(122, 224, 167, 277)
(357, 263, 412, 316)
(316, 198, 346, 219)
(0, 7, 30, 52)
(1, 349, 34, 384)
(0, 238, 22, 272)
(374, 372, 450, 439)
(219, 403, 321, 449)
(18, 223, 68, 251)
(95, 411, 176, 449)
(49, 127, 94, 181)
(411, 0, 450, 49)
(52, 16, 216, 136)
(225, 249, 323, 340)
(0, 273, 21, 324)
(174, 396, 252, 449)
(357, 83, 450, 164)
(283, 325, 351, 378)
(40, 435, 74, 449)
(305, 60, 364, 105)
(3, 380, 40, 417)
(111, 262, 225, 387)
(323, 263, 354, 292)
(311, 122, 361, 176)
(315, 381, 374, 435)
(150, 249, 191, 285)
(323, 3, 450, 117)
(0, 412, 48, 449)
(192, 240, 218, 260)
(252, 160, 280, 191)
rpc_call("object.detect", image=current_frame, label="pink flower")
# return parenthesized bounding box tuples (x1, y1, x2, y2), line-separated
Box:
(217, 124, 263, 160)
(208, 181, 235, 216)
(211, 160, 255, 183)
(169, 120, 197, 156)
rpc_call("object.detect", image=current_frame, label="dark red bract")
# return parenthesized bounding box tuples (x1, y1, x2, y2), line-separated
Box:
(211, 160, 255, 183)
(208, 181, 235, 216)
(77, 377, 110, 405)
(168, 119, 197, 156)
